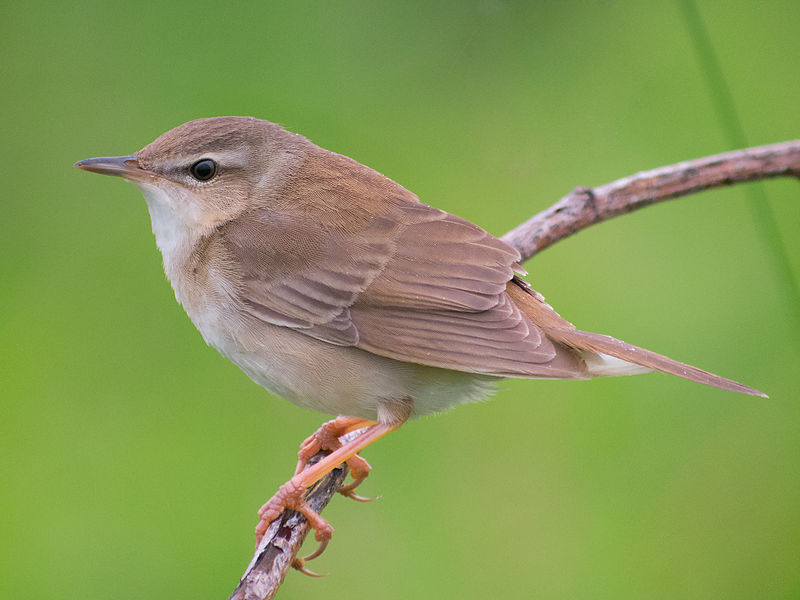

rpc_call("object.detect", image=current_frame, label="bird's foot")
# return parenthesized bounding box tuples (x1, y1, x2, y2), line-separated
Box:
(255, 478, 334, 573)
(255, 417, 405, 576)
(295, 416, 376, 500)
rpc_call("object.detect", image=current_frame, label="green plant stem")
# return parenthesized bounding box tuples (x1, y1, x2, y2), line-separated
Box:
(677, 0, 800, 338)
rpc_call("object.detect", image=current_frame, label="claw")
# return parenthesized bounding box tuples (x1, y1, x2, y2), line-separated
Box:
(341, 490, 379, 502)
(291, 537, 330, 576)
(292, 557, 326, 577)
(302, 537, 329, 562)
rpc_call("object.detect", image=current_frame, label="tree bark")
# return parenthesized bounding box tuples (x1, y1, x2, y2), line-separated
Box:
(228, 454, 350, 600)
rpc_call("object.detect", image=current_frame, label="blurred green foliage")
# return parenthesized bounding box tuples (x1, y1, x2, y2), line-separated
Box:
(2, 2, 798, 599)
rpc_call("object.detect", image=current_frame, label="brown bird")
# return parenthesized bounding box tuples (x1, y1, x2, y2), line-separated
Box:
(75, 116, 764, 572)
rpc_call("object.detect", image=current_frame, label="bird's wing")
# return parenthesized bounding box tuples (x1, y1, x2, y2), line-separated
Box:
(216, 203, 398, 345)
(346, 204, 585, 377)
(216, 199, 587, 379)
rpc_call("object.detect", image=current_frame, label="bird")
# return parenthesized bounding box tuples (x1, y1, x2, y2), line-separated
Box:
(75, 116, 764, 572)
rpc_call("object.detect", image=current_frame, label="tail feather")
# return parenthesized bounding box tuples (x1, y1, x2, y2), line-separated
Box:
(546, 328, 767, 398)
(506, 276, 766, 397)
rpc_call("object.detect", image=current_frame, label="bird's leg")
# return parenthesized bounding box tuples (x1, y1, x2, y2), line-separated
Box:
(255, 422, 399, 545)
(255, 399, 412, 572)
(295, 416, 376, 500)
(257, 422, 400, 576)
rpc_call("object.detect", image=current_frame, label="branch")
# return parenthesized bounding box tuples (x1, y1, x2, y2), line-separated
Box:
(228, 455, 349, 600)
(228, 139, 800, 600)
(502, 140, 800, 261)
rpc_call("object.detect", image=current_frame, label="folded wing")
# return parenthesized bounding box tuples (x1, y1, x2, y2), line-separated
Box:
(216, 195, 587, 379)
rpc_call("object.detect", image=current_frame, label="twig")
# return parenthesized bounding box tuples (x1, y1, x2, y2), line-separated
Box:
(502, 140, 800, 261)
(228, 139, 800, 600)
(228, 455, 350, 600)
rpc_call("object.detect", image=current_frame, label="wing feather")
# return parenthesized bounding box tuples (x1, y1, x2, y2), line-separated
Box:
(215, 160, 587, 378)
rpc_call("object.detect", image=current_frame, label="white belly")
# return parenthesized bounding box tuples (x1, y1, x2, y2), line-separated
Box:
(206, 313, 497, 420)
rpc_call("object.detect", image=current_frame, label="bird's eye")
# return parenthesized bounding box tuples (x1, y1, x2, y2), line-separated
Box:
(189, 158, 217, 181)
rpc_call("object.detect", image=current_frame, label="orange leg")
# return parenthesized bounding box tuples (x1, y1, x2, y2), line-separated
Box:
(254, 421, 403, 560)
(294, 416, 377, 500)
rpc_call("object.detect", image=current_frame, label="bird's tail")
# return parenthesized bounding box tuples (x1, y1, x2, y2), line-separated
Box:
(507, 277, 766, 397)
(547, 327, 766, 397)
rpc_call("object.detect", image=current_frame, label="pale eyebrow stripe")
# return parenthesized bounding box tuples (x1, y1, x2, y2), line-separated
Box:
(162, 150, 248, 172)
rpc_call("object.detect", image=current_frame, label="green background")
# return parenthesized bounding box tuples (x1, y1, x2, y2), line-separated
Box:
(2, 2, 798, 599)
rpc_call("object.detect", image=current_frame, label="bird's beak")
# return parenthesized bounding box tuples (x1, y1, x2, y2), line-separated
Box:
(74, 155, 156, 183)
